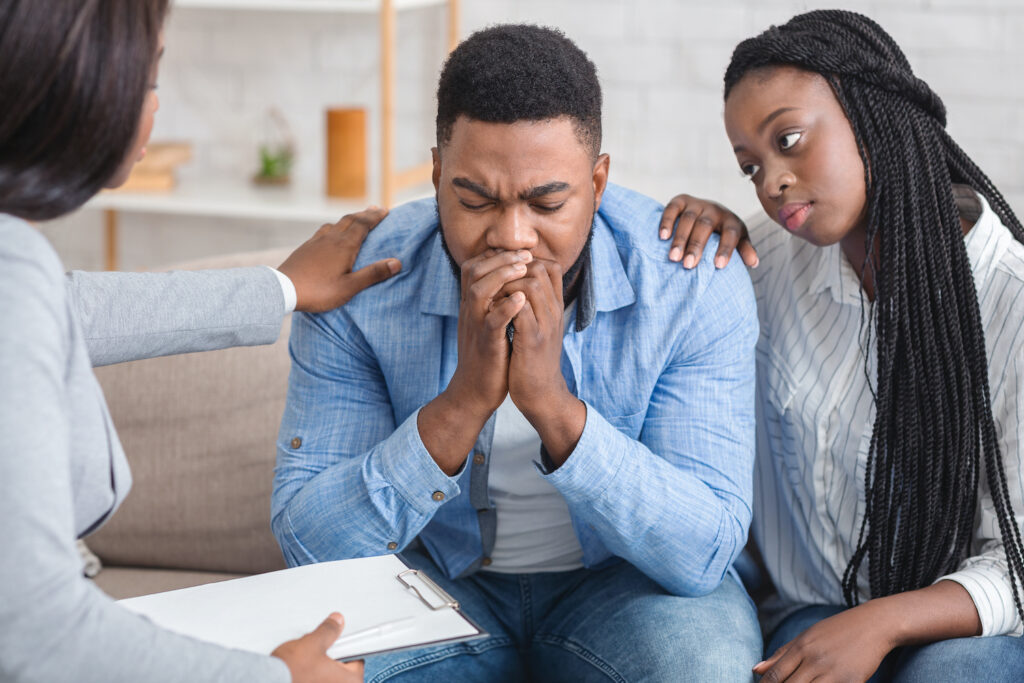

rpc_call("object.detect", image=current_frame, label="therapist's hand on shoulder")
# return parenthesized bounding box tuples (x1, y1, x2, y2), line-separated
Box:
(278, 207, 402, 313)
(659, 194, 758, 270)
(272, 612, 364, 683)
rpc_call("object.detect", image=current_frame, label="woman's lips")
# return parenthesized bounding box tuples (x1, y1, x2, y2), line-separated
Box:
(778, 202, 812, 231)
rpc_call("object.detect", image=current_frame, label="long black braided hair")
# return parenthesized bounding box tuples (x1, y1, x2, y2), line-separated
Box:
(725, 9, 1024, 620)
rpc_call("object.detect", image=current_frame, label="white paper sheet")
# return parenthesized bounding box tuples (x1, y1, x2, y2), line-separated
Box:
(119, 554, 484, 660)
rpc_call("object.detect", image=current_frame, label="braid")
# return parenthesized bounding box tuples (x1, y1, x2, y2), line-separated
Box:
(726, 10, 1024, 621)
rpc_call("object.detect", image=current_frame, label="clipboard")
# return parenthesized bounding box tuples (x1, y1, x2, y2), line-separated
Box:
(118, 554, 487, 661)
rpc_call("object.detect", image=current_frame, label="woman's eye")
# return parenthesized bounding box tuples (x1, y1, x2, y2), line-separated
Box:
(740, 163, 761, 179)
(779, 132, 802, 150)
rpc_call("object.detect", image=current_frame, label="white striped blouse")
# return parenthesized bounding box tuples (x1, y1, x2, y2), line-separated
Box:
(749, 192, 1024, 637)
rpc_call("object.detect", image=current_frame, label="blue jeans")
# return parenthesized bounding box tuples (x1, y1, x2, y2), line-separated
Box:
(364, 549, 762, 682)
(768, 604, 1024, 682)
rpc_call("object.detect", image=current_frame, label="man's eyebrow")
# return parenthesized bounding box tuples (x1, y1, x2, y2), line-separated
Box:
(757, 107, 798, 134)
(520, 181, 570, 201)
(452, 177, 496, 200)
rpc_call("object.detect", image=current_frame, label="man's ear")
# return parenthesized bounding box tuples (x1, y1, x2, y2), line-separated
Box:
(431, 147, 441, 193)
(592, 153, 611, 211)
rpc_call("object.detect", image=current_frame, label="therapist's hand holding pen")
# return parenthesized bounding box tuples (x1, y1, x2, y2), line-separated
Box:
(278, 206, 403, 314)
(272, 612, 364, 683)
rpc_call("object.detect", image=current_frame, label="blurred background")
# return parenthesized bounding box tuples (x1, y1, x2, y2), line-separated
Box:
(41, 0, 1024, 271)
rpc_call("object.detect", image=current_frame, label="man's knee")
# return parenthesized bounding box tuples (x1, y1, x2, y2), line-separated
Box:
(534, 575, 761, 682)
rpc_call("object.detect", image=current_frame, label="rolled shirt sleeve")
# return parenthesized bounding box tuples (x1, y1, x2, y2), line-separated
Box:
(544, 254, 758, 597)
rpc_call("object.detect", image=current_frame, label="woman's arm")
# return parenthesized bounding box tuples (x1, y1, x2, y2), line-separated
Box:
(754, 581, 981, 682)
(70, 208, 400, 367)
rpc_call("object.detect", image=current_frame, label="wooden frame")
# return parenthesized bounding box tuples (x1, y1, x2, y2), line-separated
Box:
(101, 0, 459, 270)
(379, 0, 459, 208)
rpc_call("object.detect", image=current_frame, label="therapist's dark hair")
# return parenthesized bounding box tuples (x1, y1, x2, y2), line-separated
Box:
(0, 0, 168, 221)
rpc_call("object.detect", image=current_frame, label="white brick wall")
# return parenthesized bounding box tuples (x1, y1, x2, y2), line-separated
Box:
(43, 0, 1024, 270)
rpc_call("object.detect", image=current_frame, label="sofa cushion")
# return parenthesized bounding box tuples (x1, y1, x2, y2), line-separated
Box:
(87, 248, 294, 576)
(92, 566, 246, 600)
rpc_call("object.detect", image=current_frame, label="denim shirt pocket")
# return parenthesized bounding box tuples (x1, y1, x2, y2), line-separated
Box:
(604, 408, 647, 439)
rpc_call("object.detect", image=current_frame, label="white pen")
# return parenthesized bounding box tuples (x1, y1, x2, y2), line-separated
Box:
(330, 616, 417, 648)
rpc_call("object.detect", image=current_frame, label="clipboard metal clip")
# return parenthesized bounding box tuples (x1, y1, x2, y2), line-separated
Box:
(397, 569, 460, 611)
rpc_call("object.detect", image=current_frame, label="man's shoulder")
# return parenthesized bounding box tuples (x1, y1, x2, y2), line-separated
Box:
(314, 197, 442, 330)
(599, 184, 667, 261)
(599, 184, 738, 298)
(352, 196, 440, 269)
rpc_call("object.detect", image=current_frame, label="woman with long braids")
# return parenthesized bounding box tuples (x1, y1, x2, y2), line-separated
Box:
(661, 9, 1024, 682)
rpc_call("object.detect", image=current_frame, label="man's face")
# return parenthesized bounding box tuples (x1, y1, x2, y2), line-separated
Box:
(433, 116, 609, 280)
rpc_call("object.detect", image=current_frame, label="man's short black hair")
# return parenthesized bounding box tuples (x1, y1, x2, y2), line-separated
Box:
(435, 24, 602, 159)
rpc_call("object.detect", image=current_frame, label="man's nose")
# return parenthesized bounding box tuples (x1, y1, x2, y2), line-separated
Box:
(488, 204, 538, 251)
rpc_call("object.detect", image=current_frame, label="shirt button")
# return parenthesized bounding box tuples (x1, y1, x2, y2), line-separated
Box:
(432, 491, 445, 502)
(387, 542, 398, 551)
(473, 453, 485, 465)
(290, 437, 302, 449)
(481, 557, 492, 567)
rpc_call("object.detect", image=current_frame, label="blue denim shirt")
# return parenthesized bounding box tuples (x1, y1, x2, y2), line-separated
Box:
(272, 184, 758, 597)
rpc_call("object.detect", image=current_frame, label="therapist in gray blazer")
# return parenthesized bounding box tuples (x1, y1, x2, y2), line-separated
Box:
(0, 2, 398, 682)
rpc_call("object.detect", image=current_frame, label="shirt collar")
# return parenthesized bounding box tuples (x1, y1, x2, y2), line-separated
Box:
(806, 241, 863, 305)
(418, 212, 636, 331)
(963, 192, 1010, 286)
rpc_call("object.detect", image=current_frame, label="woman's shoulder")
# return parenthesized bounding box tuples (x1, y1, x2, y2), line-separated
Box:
(0, 214, 67, 307)
(0, 214, 65, 278)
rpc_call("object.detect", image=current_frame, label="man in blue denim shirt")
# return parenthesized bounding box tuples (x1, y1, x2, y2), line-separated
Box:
(274, 25, 761, 681)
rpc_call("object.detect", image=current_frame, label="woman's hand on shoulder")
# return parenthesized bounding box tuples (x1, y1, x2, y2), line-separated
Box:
(278, 207, 402, 313)
(659, 194, 758, 270)
(271, 612, 364, 683)
(753, 602, 896, 683)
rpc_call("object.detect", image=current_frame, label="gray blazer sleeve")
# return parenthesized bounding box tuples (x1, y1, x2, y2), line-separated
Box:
(66, 267, 286, 367)
(0, 228, 291, 683)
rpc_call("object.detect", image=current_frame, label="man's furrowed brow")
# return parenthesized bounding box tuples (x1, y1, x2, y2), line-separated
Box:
(520, 182, 570, 201)
(452, 177, 496, 199)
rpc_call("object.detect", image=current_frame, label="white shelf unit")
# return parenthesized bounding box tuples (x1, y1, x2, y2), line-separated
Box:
(174, 0, 447, 11)
(89, 179, 431, 224)
(87, 0, 458, 270)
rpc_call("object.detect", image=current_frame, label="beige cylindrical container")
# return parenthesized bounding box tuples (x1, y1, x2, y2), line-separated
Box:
(326, 108, 367, 198)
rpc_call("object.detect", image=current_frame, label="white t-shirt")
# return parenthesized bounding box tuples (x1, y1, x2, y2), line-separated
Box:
(485, 303, 585, 573)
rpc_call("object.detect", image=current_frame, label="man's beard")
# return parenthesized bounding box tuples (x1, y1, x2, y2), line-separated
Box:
(437, 206, 595, 308)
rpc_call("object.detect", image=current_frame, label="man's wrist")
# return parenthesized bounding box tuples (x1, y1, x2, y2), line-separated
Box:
(418, 388, 492, 475)
(522, 388, 586, 467)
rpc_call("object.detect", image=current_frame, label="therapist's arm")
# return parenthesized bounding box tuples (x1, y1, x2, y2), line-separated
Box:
(70, 208, 400, 367)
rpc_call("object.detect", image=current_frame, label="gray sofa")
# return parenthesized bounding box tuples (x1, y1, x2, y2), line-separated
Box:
(87, 248, 294, 600)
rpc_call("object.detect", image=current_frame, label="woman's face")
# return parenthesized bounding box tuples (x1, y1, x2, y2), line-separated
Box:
(723, 65, 868, 247)
(105, 34, 163, 189)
